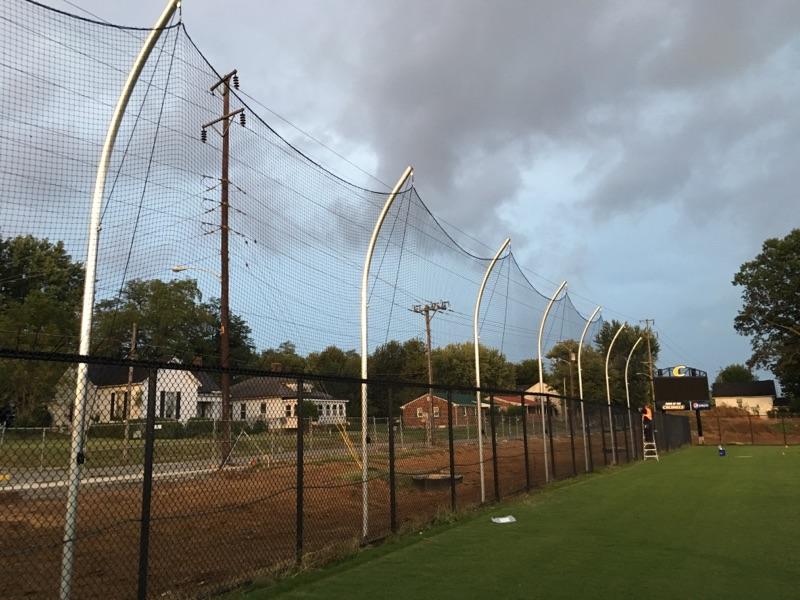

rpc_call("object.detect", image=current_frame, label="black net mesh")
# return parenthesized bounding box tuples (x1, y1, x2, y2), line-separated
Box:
(0, 2, 693, 599)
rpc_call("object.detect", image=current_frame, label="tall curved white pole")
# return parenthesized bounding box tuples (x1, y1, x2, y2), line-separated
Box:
(473, 237, 510, 503)
(605, 322, 626, 465)
(625, 336, 643, 458)
(59, 3, 181, 598)
(360, 165, 413, 538)
(537, 280, 567, 483)
(577, 305, 601, 472)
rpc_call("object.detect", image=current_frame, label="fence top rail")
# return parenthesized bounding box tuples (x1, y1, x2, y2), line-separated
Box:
(0, 347, 627, 406)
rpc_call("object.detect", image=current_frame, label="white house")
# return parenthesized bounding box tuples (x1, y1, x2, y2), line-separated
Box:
(230, 376, 347, 429)
(712, 380, 777, 417)
(51, 362, 221, 427)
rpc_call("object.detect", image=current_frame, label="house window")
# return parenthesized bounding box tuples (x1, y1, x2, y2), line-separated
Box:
(161, 392, 177, 419)
(433, 406, 440, 418)
(240, 403, 246, 420)
(285, 404, 292, 417)
(416, 407, 424, 418)
(260, 402, 266, 414)
(110, 392, 116, 420)
(339, 405, 344, 416)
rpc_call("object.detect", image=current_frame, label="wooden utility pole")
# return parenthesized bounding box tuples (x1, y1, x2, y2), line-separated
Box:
(202, 69, 245, 462)
(412, 300, 449, 446)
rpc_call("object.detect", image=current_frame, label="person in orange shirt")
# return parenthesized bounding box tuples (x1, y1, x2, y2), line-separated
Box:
(641, 405, 653, 442)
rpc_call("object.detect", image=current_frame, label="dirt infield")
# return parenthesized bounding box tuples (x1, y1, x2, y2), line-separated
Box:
(0, 434, 628, 599)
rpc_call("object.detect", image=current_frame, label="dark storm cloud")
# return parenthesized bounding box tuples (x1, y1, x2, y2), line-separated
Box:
(45, 0, 800, 373)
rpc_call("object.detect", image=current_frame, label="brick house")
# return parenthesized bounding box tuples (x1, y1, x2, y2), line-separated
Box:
(400, 393, 487, 428)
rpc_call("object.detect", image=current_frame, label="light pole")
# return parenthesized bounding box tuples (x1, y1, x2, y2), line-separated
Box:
(578, 306, 601, 472)
(473, 238, 510, 503)
(537, 281, 567, 483)
(605, 322, 626, 465)
(624, 337, 643, 458)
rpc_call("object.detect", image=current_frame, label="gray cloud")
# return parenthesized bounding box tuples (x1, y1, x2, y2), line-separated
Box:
(41, 0, 800, 373)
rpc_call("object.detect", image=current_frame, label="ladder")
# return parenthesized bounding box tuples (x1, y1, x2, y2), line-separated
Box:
(642, 421, 659, 462)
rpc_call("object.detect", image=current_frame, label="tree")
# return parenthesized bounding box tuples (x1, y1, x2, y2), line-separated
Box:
(254, 340, 306, 373)
(93, 278, 255, 366)
(368, 339, 427, 413)
(733, 229, 800, 399)
(594, 320, 655, 407)
(514, 358, 541, 388)
(432, 342, 516, 391)
(0, 235, 84, 420)
(544, 340, 606, 402)
(714, 364, 756, 385)
(306, 345, 360, 405)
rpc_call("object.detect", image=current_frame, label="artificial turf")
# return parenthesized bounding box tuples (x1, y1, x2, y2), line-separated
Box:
(234, 445, 800, 599)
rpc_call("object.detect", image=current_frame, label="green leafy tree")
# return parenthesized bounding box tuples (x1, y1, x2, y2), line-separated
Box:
(93, 278, 255, 366)
(306, 345, 360, 405)
(544, 340, 606, 402)
(733, 229, 800, 399)
(0, 235, 84, 419)
(432, 342, 516, 391)
(594, 320, 655, 406)
(514, 358, 541, 388)
(254, 340, 306, 373)
(714, 364, 756, 385)
(368, 339, 427, 413)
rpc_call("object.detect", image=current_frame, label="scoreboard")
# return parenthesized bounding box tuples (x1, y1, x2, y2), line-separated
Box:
(654, 365, 710, 411)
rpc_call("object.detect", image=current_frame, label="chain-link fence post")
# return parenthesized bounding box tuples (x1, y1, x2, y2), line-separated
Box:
(782, 413, 788, 446)
(295, 376, 304, 566)
(136, 368, 158, 600)
(599, 409, 608, 466)
(388, 388, 397, 533)
(585, 404, 594, 472)
(622, 409, 630, 463)
(521, 394, 531, 490)
(447, 390, 456, 512)
(489, 395, 499, 501)
(568, 399, 576, 476)
(717, 413, 723, 445)
(747, 413, 755, 445)
(547, 398, 556, 479)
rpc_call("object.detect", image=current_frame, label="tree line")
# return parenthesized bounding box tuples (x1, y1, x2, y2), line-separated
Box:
(1, 234, 658, 422)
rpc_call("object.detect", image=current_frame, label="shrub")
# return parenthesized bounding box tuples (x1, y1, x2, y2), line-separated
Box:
(184, 418, 216, 438)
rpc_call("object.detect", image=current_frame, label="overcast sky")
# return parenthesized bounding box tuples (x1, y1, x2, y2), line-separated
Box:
(56, 0, 799, 381)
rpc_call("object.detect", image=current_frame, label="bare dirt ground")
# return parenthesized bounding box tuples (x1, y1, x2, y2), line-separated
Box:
(690, 410, 800, 445)
(0, 433, 632, 599)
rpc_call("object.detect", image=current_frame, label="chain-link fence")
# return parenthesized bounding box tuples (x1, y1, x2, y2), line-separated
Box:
(0, 352, 692, 599)
(690, 409, 800, 446)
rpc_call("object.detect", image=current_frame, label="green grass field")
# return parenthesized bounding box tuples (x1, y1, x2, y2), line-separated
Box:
(234, 446, 800, 600)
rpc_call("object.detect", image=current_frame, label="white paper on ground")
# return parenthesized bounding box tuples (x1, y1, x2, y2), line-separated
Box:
(491, 515, 516, 524)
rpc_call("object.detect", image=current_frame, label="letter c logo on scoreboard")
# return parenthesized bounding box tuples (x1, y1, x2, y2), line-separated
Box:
(672, 365, 687, 377)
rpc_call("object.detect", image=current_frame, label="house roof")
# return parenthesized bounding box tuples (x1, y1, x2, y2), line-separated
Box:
(87, 364, 149, 387)
(230, 377, 332, 400)
(400, 392, 489, 409)
(711, 380, 777, 398)
(493, 395, 529, 406)
(194, 371, 221, 394)
(86, 364, 220, 393)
